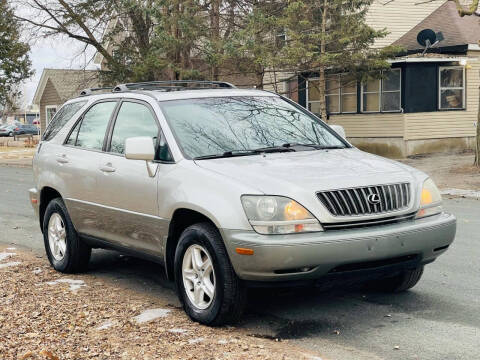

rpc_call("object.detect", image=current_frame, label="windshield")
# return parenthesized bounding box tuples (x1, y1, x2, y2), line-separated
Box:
(159, 96, 347, 159)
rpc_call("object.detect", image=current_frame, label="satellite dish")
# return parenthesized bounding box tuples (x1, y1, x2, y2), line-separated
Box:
(417, 29, 444, 55)
(417, 29, 437, 47)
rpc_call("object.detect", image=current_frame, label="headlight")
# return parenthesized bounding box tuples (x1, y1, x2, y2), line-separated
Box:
(241, 195, 323, 234)
(416, 178, 442, 219)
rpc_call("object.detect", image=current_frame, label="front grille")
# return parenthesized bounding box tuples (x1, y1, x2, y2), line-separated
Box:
(322, 212, 416, 231)
(317, 183, 411, 217)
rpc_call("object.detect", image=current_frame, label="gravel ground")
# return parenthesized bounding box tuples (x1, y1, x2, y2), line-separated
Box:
(0, 246, 323, 360)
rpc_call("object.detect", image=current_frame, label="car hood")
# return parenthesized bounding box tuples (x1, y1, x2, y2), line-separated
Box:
(194, 148, 422, 196)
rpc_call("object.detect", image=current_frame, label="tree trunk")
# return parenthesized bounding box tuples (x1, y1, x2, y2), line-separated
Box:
(318, 0, 329, 122)
(475, 85, 480, 167)
(255, 70, 264, 90)
(210, 0, 221, 81)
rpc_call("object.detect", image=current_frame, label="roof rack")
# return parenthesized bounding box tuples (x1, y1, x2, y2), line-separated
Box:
(112, 80, 236, 93)
(79, 87, 114, 96)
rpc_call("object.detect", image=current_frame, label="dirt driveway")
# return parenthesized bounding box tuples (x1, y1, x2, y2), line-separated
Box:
(400, 151, 480, 190)
(0, 246, 322, 360)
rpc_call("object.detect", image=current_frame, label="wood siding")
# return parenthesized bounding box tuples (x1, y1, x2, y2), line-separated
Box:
(328, 113, 405, 138)
(404, 51, 480, 140)
(366, 0, 445, 48)
(39, 79, 62, 135)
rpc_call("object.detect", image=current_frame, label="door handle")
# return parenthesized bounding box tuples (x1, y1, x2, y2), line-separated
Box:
(56, 154, 69, 164)
(99, 163, 116, 173)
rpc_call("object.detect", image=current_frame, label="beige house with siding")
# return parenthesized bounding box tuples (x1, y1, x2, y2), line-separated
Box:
(268, 0, 480, 157)
(32, 69, 100, 134)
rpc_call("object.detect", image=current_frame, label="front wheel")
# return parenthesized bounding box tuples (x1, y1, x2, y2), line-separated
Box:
(174, 222, 246, 326)
(368, 266, 424, 293)
(43, 198, 91, 273)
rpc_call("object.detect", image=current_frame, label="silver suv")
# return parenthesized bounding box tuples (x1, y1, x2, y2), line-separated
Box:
(30, 81, 456, 325)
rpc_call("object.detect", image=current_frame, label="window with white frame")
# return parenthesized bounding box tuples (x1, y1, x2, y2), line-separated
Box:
(307, 74, 358, 115)
(362, 69, 401, 113)
(45, 105, 58, 125)
(439, 66, 465, 110)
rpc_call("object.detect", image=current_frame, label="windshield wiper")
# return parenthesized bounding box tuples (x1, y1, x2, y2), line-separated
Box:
(282, 143, 345, 150)
(194, 146, 295, 160)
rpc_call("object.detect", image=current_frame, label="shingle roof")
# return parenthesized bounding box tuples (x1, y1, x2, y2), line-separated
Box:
(33, 69, 100, 105)
(392, 0, 480, 51)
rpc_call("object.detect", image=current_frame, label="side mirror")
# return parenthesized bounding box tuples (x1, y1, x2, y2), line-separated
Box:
(125, 137, 157, 177)
(125, 136, 155, 161)
(330, 125, 346, 139)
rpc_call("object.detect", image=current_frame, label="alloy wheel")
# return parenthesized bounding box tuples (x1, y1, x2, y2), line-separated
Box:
(182, 244, 216, 309)
(48, 213, 67, 261)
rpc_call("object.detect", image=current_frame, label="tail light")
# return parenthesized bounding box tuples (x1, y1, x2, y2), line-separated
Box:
(15, 127, 19, 131)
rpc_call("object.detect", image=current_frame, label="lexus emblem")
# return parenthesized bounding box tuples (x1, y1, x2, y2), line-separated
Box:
(367, 193, 381, 205)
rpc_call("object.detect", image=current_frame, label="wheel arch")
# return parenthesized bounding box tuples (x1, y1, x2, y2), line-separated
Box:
(164, 207, 221, 281)
(39, 186, 63, 232)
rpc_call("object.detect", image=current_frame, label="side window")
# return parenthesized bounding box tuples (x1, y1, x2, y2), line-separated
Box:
(66, 101, 117, 150)
(110, 102, 158, 154)
(42, 101, 87, 141)
(110, 101, 173, 161)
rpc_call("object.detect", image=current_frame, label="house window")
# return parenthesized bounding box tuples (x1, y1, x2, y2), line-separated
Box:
(361, 69, 401, 113)
(45, 105, 58, 125)
(307, 75, 358, 115)
(439, 66, 465, 110)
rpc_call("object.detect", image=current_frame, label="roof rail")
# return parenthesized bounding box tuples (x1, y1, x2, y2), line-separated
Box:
(112, 80, 236, 93)
(79, 87, 114, 96)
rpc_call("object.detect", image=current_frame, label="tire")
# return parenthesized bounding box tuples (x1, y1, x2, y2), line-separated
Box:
(8, 132, 13, 137)
(368, 266, 424, 293)
(43, 198, 91, 273)
(174, 222, 247, 326)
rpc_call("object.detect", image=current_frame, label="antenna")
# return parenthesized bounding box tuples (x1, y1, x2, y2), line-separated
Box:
(417, 29, 444, 55)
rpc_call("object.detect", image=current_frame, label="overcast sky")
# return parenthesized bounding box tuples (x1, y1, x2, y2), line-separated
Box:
(23, 37, 98, 106)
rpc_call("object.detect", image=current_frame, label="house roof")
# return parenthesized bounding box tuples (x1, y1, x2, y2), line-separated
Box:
(32, 69, 101, 105)
(393, 0, 480, 52)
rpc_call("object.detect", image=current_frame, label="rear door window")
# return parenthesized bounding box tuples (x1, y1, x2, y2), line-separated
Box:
(42, 101, 87, 141)
(66, 101, 117, 151)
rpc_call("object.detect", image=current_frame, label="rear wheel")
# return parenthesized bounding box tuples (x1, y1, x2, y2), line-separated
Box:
(8, 132, 13, 137)
(174, 222, 246, 326)
(368, 266, 424, 292)
(43, 198, 91, 273)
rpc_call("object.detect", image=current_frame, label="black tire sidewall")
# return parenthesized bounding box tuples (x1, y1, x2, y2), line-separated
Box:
(174, 225, 226, 324)
(42, 198, 75, 272)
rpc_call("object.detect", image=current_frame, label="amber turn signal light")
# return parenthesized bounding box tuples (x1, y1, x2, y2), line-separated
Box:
(235, 248, 254, 255)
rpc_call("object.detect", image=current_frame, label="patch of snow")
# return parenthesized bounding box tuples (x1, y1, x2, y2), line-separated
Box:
(441, 188, 480, 199)
(188, 337, 205, 344)
(46, 278, 86, 292)
(6, 247, 16, 251)
(217, 339, 228, 345)
(96, 320, 115, 330)
(168, 328, 187, 334)
(133, 308, 171, 324)
(0, 252, 15, 261)
(0, 261, 21, 269)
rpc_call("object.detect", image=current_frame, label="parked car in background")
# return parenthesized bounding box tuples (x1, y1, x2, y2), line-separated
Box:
(19, 124, 40, 135)
(0, 124, 39, 137)
(0, 125, 16, 137)
(30, 81, 456, 326)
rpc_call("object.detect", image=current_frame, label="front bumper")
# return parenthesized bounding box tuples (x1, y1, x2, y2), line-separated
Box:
(221, 212, 456, 282)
